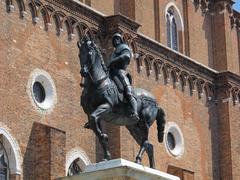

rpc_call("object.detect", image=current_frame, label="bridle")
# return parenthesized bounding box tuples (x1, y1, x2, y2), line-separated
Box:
(81, 41, 107, 86)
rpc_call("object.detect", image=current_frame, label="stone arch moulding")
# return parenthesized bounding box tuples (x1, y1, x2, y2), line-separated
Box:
(164, 2, 184, 31)
(153, 59, 164, 80)
(65, 147, 91, 176)
(3, 0, 98, 41)
(0, 125, 22, 175)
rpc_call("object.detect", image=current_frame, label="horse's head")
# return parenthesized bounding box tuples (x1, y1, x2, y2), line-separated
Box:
(77, 37, 95, 77)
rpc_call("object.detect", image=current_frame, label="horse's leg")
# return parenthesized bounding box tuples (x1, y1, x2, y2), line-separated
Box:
(139, 107, 156, 169)
(145, 140, 155, 169)
(128, 122, 149, 165)
(90, 103, 112, 160)
(135, 138, 147, 165)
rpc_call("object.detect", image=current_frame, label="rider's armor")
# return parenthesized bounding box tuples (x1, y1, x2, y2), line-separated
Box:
(109, 34, 139, 120)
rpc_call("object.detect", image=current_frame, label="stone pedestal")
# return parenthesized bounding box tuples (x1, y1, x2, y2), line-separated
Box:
(59, 159, 180, 180)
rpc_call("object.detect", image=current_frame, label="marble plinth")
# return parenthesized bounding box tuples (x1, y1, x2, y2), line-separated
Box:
(58, 159, 180, 180)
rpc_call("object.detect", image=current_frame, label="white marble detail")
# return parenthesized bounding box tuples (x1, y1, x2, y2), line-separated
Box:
(0, 123, 22, 175)
(164, 122, 184, 158)
(27, 68, 57, 114)
(66, 147, 92, 175)
(82, 159, 180, 180)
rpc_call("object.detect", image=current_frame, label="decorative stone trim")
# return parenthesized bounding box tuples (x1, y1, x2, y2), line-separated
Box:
(165, 2, 184, 31)
(2, 0, 101, 41)
(164, 122, 184, 158)
(0, 123, 22, 175)
(192, 0, 240, 30)
(66, 147, 92, 175)
(192, 0, 234, 15)
(2, 0, 240, 107)
(231, 11, 240, 29)
(135, 46, 215, 101)
(27, 69, 57, 114)
(215, 72, 240, 105)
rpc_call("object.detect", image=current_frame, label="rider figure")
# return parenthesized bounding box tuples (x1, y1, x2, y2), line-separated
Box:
(108, 33, 139, 121)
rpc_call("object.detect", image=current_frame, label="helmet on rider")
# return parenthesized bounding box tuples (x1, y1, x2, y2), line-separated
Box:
(112, 33, 124, 47)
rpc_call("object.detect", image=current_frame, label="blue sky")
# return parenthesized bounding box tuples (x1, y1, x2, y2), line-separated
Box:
(233, 0, 240, 12)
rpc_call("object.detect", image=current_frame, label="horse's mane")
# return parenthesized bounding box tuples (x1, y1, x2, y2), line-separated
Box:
(91, 40, 104, 63)
(90, 40, 108, 73)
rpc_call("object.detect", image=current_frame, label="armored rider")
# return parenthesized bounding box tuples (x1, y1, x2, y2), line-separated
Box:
(108, 33, 139, 121)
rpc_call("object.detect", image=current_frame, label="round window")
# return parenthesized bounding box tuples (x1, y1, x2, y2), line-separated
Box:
(33, 82, 46, 103)
(167, 132, 176, 150)
(27, 69, 57, 112)
(164, 122, 184, 157)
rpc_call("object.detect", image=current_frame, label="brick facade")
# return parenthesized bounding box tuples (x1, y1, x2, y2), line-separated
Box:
(0, 0, 239, 180)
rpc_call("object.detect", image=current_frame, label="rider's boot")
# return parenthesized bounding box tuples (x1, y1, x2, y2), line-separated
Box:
(129, 96, 139, 120)
(126, 86, 139, 121)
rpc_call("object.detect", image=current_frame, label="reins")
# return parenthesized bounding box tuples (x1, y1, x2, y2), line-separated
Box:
(81, 41, 108, 87)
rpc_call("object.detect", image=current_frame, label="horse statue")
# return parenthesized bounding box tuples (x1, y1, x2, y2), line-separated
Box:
(77, 37, 166, 169)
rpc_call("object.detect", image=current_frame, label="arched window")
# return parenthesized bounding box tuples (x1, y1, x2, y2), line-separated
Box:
(0, 142, 9, 180)
(165, 4, 183, 52)
(167, 14, 171, 48)
(0, 127, 22, 178)
(67, 158, 82, 176)
(66, 148, 91, 176)
(172, 18, 178, 51)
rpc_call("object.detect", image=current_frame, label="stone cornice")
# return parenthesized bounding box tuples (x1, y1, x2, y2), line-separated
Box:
(46, 0, 104, 27)
(135, 33, 240, 104)
(214, 71, 240, 104)
(193, 0, 234, 15)
(136, 33, 217, 82)
(3, 0, 240, 105)
(216, 71, 240, 87)
(103, 14, 141, 34)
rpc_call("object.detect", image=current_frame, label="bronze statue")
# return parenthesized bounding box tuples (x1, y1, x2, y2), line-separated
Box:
(78, 34, 165, 169)
(108, 33, 139, 121)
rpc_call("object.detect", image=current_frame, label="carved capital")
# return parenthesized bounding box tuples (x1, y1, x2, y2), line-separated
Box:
(230, 13, 240, 30)
(193, 0, 234, 15)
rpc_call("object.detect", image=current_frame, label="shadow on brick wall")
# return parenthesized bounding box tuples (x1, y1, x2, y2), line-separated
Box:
(23, 122, 66, 180)
(208, 103, 220, 180)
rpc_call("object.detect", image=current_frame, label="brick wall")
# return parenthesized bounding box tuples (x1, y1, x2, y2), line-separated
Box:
(0, 1, 240, 180)
(0, 2, 96, 179)
(135, 0, 155, 39)
(23, 122, 65, 180)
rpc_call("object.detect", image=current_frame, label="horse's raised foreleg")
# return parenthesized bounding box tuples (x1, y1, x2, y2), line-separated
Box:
(90, 103, 112, 161)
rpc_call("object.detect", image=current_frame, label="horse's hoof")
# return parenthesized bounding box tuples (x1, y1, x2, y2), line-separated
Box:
(102, 158, 111, 161)
(135, 157, 141, 164)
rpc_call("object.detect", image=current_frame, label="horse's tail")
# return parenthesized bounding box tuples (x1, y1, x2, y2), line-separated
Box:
(156, 107, 166, 143)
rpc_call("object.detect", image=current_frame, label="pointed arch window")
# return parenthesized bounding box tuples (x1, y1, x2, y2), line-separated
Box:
(0, 142, 9, 180)
(67, 158, 82, 176)
(166, 6, 182, 52)
(171, 18, 178, 51)
(167, 14, 171, 48)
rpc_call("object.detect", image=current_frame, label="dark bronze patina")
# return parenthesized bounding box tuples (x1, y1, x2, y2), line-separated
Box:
(78, 34, 166, 169)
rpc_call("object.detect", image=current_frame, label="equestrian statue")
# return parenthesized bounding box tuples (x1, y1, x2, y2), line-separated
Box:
(78, 33, 166, 168)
